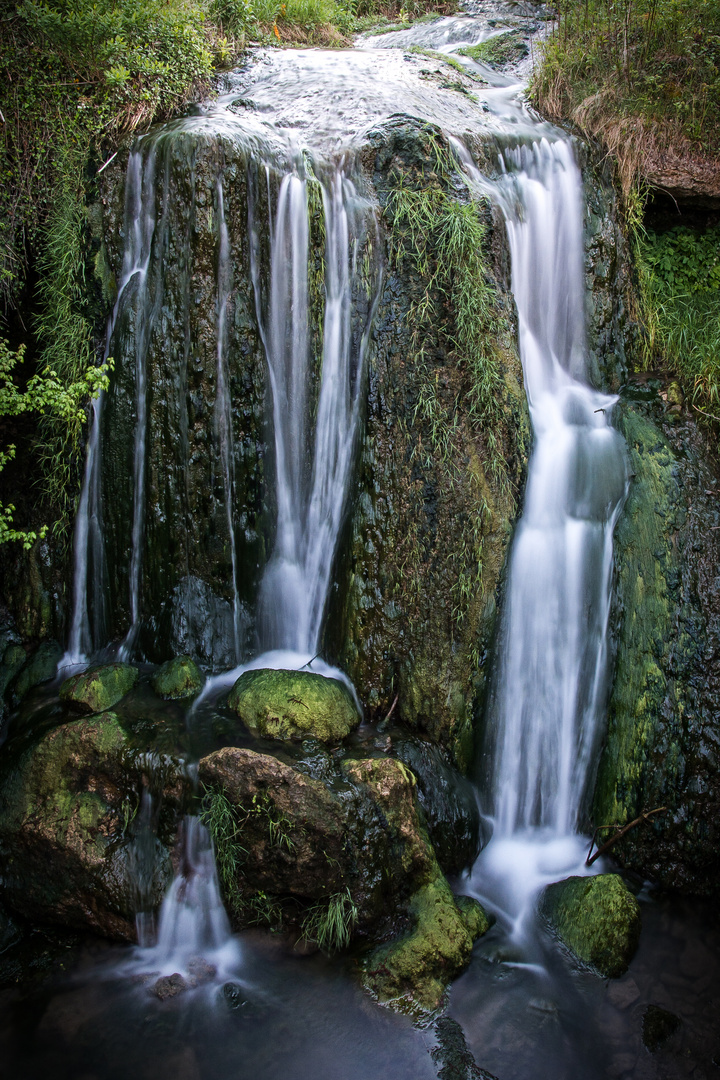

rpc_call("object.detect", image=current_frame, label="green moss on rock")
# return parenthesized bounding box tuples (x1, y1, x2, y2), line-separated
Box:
(363, 870, 477, 1012)
(539, 873, 641, 978)
(12, 640, 63, 703)
(59, 662, 138, 714)
(152, 654, 204, 700)
(227, 668, 360, 744)
(455, 894, 490, 939)
(0, 713, 178, 938)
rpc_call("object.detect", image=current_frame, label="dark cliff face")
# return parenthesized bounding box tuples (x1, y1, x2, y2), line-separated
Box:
(593, 388, 720, 895)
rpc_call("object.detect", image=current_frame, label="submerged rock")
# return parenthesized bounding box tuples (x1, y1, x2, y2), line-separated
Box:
(227, 668, 360, 744)
(152, 654, 204, 700)
(60, 662, 138, 714)
(539, 873, 641, 978)
(642, 1004, 681, 1051)
(0, 713, 180, 938)
(431, 1016, 499, 1080)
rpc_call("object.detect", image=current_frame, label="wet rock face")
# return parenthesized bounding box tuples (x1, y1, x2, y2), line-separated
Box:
(539, 873, 641, 978)
(98, 134, 272, 669)
(0, 714, 181, 939)
(227, 668, 360, 744)
(330, 119, 530, 770)
(593, 391, 720, 895)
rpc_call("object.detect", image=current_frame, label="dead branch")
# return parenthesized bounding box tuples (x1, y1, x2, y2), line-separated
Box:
(586, 807, 667, 867)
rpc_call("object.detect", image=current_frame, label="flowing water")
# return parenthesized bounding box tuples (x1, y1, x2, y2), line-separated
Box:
(15, 7, 717, 1079)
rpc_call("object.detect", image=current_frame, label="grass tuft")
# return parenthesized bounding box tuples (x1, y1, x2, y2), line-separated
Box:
(301, 887, 358, 952)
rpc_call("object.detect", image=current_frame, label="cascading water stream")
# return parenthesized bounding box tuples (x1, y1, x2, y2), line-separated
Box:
(456, 137, 628, 939)
(250, 164, 380, 661)
(215, 179, 244, 665)
(63, 145, 161, 666)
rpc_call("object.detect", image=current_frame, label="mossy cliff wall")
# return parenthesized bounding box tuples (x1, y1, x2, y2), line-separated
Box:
(593, 392, 720, 894)
(328, 121, 531, 770)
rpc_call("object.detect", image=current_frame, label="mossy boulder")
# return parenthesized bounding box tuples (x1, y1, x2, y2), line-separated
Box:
(59, 662, 138, 714)
(152, 654, 204, 700)
(539, 874, 641, 978)
(198, 746, 488, 1008)
(227, 668, 360, 744)
(0, 714, 184, 938)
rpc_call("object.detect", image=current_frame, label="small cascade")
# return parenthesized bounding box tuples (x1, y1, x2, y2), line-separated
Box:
(64, 145, 162, 666)
(457, 137, 628, 935)
(251, 163, 381, 657)
(214, 179, 244, 665)
(127, 816, 241, 984)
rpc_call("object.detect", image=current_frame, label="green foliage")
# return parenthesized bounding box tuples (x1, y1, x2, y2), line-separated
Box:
(200, 783, 295, 917)
(636, 224, 720, 426)
(384, 135, 506, 467)
(532, 0, 720, 176)
(458, 30, 528, 68)
(0, 338, 110, 547)
(301, 886, 358, 952)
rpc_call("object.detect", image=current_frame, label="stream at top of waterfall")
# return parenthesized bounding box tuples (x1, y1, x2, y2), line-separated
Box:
(1, 5, 719, 1079)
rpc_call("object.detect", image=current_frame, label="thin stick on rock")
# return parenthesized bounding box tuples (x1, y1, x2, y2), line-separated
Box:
(586, 807, 667, 867)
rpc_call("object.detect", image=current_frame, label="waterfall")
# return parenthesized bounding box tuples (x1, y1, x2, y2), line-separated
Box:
(215, 179, 244, 665)
(457, 136, 628, 931)
(63, 145, 161, 666)
(251, 163, 380, 659)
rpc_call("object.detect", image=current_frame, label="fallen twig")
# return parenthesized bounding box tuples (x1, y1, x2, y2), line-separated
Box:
(382, 693, 399, 726)
(586, 807, 667, 867)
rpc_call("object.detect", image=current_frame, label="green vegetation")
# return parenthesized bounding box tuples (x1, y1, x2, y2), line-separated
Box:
(532, 0, 720, 191)
(1, 0, 449, 545)
(0, 338, 110, 546)
(201, 783, 295, 919)
(635, 225, 720, 427)
(458, 30, 527, 69)
(301, 887, 358, 952)
(385, 134, 507, 470)
(539, 873, 641, 978)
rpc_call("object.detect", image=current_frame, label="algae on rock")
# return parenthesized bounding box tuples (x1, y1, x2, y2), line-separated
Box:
(593, 394, 720, 894)
(227, 667, 360, 744)
(539, 873, 641, 978)
(60, 662, 138, 714)
(152, 654, 204, 700)
(0, 713, 180, 938)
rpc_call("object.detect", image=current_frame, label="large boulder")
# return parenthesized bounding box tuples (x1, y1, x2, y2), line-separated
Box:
(226, 668, 360, 744)
(198, 746, 488, 1009)
(60, 662, 138, 714)
(539, 873, 641, 978)
(0, 713, 184, 938)
(152, 654, 204, 700)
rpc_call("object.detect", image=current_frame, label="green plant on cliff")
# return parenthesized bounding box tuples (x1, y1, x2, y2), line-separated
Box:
(635, 224, 720, 429)
(0, 338, 110, 547)
(532, 0, 720, 193)
(385, 136, 507, 466)
(301, 886, 358, 952)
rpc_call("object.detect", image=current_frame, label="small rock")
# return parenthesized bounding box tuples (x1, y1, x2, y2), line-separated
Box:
(152, 973, 187, 1000)
(186, 957, 217, 986)
(60, 663, 138, 714)
(607, 976, 641, 1009)
(152, 655, 204, 701)
(539, 874, 641, 978)
(642, 1004, 681, 1051)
